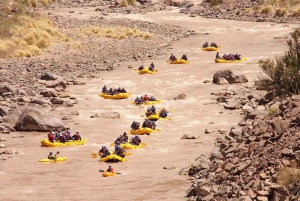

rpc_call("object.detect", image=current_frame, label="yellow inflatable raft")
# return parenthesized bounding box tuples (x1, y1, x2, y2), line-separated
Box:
(102, 172, 116, 177)
(99, 93, 130, 99)
(215, 57, 246, 63)
(100, 154, 126, 162)
(110, 142, 146, 149)
(128, 127, 156, 135)
(166, 59, 190, 64)
(40, 138, 87, 147)
(132, 99, 161, 106)
(38, 157, 67, 162)
(134, 67, 158, 74)
(201, 46, 220, 51)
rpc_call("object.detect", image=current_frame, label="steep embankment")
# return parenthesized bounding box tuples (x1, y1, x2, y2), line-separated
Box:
(182, 0, 300, 23)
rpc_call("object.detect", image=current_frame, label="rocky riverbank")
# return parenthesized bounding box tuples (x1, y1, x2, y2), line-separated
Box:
(180, 0, 300, 24)
(185, 82, 300, 200)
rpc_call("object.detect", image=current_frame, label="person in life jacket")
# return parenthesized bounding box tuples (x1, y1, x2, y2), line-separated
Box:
(115, 146, 125, 158)
(65, 130, 73, 140)
(107, 165, 114, 173)
(169, 53, 177, 61)
(102, 85, 107, 93)
(150, 120, 156, 130)
(203, 41, 209, 48)
(48, 151, 59, 159)
(181, 53, 188, 61)
(121, 132, 128, 143)
(159, 108, 168, 118)
(216, 52, 221, 59)
(150, 105, 156, 114)
(59, 133, 66, 143)
(73, 131, 82, 141)
(121, 87, 127, 93)
(149, 96, 157, 101)
(115, 136, 122, 144)
(117, 87, 122, 93)
(131, 135, 141, 145)
(148, 62, 155, 71)
(99, 146, 110, 157)
(138, 65, 145, 71)
(48, 131, 55, 143)
(210, 42, 217, 48)
(55, 130, 61, 140)
(143, 94, 149, 102)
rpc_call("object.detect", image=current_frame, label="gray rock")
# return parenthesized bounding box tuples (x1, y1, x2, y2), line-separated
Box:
(40, 72, 61, 80)
(0, 84, 15, 95)
(213, 69, 248, 83)
(174, 93, 186, 100)
(100, 112, 120, 119)
(15, 107, 69, 131)
(50, 97, 65, 104)
(40, 89, 58, 97)
(217, 77, 229, 85)
(181, 134, 199, 139)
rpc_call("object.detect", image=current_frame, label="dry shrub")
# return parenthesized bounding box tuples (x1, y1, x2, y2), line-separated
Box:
(277, 166, 300, 198)
(208, 0, 222, 6)
(120, 0, 128, 7)
(126, 0, 136, 5)
(119, 34, 127, 39)
(82, 26, 153, 40)
(261, 6, 272, 14)
(143, 32, 152, 40)
(275, 8, 287, 16)
(292, 7, 300, 16)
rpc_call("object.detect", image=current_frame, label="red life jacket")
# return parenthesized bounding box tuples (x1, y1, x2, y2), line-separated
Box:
(73, 134, 79, 140)
(48, 133, 54, 139)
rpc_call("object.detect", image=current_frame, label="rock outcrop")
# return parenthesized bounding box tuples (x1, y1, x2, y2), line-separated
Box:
(15, 107, 69, 131)
(185, 86, 300, 200)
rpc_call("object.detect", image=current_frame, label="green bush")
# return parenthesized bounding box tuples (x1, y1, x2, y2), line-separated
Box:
(258, 31, 300, 95)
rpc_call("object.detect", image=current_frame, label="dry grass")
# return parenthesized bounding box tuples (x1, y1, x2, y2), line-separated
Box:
(259, 0, 300, 16)
(119, 0, 136, 7)
(277, 166, 300, 198)
(261, 6, 272, 14)
(81, 26, 153, 40)
(0, 1, 66, 58)
(292, 7, 300, 16)
(275, 8, 288, 16)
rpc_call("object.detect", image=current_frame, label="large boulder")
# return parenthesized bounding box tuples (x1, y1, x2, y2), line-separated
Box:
(40, 72, 61, 81)
(15, 107, 69, 131)
(213, 69, 248, 83)
(46, 79, 67, 89)
(101, 112, 120, 119)
(0, 84, 14, 95)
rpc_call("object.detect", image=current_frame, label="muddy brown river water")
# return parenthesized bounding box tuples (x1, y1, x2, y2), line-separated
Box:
(0, 7, 299, 201)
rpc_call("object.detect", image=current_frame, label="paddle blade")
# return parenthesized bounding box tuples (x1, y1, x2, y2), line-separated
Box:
(156, 128, 161, 132)
(125, 152, 132, 156)
(140, 115, 145, 117)
(134, 68, 138, 71)
(91, 153, 98, 158)
(109, 143, 115, 146)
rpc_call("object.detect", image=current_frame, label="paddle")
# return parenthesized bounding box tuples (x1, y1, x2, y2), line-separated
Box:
(53, 151, 60, 160)
(99, 169, 121, 174)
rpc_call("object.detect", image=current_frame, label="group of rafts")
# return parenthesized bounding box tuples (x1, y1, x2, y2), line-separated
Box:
(97, 85, 170, 176)
(38, 43, 246, 172)
(201, 42, 246, 63)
